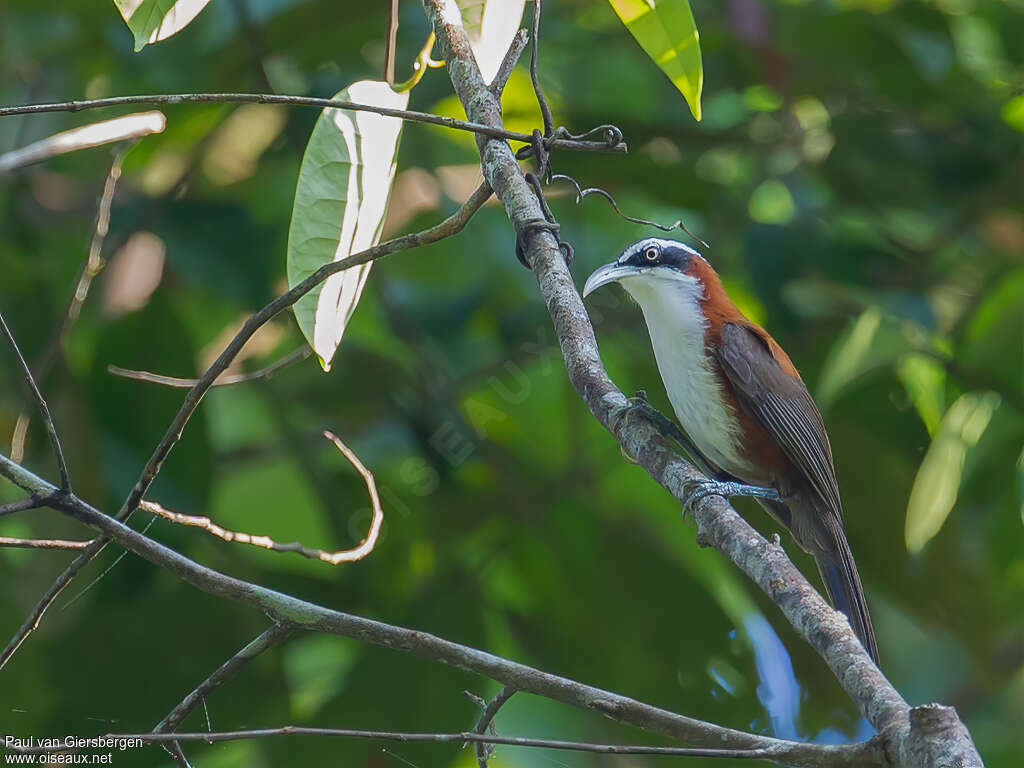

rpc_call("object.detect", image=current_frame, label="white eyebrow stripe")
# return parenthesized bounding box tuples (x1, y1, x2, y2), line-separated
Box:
(618, 237, 704, 263)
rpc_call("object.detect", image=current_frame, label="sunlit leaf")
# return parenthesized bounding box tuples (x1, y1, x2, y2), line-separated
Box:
(113, 0, 211, 51)
(818, 307, 905, 407)
(607, 0, 703, 121)
(459, 0, 527, 84)
(1003, 94, 1024, 132)
(897, 354, 947, 436)
(286, 81, 408, 371)
(905, 392, 1002, 554)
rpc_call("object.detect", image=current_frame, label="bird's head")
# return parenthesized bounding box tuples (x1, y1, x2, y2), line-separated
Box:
(582, 237, 711, 311)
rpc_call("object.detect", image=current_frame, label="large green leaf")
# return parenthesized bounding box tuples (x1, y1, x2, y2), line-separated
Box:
(607, 0, 703, 121)
(905, 391, 1002, 554)
(286, 81, 408, 371)
(817, 307, 908, 408)
(458, 0, 527, 84)
(113, 0, 212, 51)
(897, 354, 947, 436)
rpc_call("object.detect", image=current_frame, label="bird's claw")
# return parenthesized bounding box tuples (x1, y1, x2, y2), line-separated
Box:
(682, 479, 780, 513)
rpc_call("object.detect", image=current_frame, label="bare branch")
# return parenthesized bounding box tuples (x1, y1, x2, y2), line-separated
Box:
(552, 173, 710, 249)
(470, 686, 516, 768)
(0, 181, 492, 672)
(108, 346, 311, 389)
(0, 536, 90, 550)
(0, 94, 626, 154)
(0, 311, 71, 491)
(13, 143, 131, 464)
(419, 3, 983, 767)
(0, 112, 163, 173)
(139, 431, 382, 565)
(488, 29, 529, 97)
(0, 497, 44, 517)
(17, 727, 795, 760)
(0, 451, 878, 768)
(154, 623, 294, 735)
(385, 0, 400, 84)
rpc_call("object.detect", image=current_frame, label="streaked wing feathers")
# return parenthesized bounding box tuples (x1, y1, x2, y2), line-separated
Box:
(715, 322, 843, 519)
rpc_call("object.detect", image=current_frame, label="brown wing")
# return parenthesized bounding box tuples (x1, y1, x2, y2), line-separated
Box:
(714, 322, 843, 519)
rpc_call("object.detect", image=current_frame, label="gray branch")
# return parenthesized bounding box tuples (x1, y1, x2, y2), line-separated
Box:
(0, 93, 625, 155)
(0, 452, 877, 768)
(418, 2, 982, 767)
(0, 181, 493, 673)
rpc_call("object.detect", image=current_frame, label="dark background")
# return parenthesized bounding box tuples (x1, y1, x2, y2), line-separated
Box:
(1, 0, 1022, 766)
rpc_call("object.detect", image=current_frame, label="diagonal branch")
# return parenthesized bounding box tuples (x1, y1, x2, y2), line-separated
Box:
(12, 142, 133, 465)
(154, 623, 294, 735)
(0, 181, 493, 673)
(0, 311, 71, 491)
(418, 2, 983, 767)
(151, 621, 293, 767)
(0, 451, 878, 768)
(469, 686, 516, 768)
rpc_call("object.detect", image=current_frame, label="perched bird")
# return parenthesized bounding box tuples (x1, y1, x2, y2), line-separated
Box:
(583, 237, 878, 664)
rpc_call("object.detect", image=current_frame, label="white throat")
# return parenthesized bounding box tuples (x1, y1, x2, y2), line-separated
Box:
(619, 273, 755, 479)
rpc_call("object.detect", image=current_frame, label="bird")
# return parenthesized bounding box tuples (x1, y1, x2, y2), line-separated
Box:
(583, 236, 879, 665)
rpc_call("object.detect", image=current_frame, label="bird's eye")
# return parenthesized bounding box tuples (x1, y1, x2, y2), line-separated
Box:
(643, 247, 659, 262)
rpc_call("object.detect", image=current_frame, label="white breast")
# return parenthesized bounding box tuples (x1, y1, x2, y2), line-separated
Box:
(622, 274, 755, 479)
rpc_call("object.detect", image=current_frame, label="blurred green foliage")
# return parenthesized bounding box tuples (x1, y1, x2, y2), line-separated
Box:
(1, 1, 1023, 766)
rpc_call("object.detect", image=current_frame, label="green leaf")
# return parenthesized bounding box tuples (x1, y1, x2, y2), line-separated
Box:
(817, 306, 911, 408)
(607, 0, 703, 121)
(905, 391, 1002, 554)
(897, 354, 947, 436)
(113, 0, 212, 51)
(1003, 94, 1024, 132)
(458, 0, 527, 84)
(286, 81, 408, 371)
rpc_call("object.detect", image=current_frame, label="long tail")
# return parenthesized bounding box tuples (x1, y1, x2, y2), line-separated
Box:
(814, 533, 879, 666)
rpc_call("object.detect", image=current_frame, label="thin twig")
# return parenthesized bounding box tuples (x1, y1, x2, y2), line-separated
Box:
(385, 0, 400, 84)
(0, 536, 90, 551)
(0, 182, 493, 673)
(470, 686, 516, 768)
(488, 29, 529, 97)
(13, 144, 132, 465)
(0, 94, 626, 154)
(0, 311, 71, 491)
(12, 727, 784, 760)
(419, 5, 981, 766)
(0, 112, 164, 173)
(107, 346, 312, 389)
(527, 0, 554, 138)
(0, 497, 43, 517)
(140, 431, 383, 564)
(551, 173, 710, 249)
(154, 623, 294, 736)
(0, 450, 877, 766)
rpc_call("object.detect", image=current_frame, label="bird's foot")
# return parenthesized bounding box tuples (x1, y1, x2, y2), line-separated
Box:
(682, 478, 780, 512)
(626, 391, 716, 476)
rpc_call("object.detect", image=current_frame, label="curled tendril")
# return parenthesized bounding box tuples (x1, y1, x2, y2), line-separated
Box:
(514, 124, 625, 162)
(550, 174, 711, 250)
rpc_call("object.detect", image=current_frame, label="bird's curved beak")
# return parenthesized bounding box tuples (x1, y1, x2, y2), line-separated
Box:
(582, 263, 645, 298)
